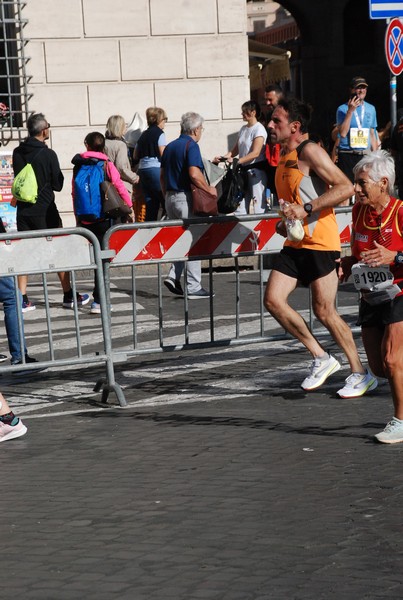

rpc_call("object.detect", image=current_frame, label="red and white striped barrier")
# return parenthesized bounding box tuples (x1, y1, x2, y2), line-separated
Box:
(107, 213, 353, 265)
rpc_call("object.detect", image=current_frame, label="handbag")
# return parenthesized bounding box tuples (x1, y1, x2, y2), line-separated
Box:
(101, 180, 132, 218)
(185, 141, 218, 216)
(101, 163, 132, 218)
(190, 184, 218, 217)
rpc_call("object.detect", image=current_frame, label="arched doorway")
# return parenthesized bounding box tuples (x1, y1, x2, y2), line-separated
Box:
(247, 1, 302, 106)
(248, 0, 389, 145)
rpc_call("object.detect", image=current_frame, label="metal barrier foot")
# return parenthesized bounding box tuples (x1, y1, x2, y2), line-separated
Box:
(94, 378, 127, 408)
(93, 378, 106, 393)
(112, 383, 127, 407)
(101, 387, 109, 403)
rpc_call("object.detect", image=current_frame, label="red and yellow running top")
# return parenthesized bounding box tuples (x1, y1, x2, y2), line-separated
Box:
(352, 197, 403, 286)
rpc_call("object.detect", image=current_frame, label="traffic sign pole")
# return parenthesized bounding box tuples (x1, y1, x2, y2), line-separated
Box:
(387, 18, 398, 128)
(391, 74, 397, 128)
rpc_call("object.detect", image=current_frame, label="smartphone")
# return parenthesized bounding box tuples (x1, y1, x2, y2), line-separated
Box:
(349, 94, 358, 101)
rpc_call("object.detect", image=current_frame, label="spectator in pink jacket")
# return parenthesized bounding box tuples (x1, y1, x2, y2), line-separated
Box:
(71, 131, 132, 314)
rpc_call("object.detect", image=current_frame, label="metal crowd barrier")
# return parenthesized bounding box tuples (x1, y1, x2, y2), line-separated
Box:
(0, 227, 126, 406)
(102, 208, 358, 362)
(0, 210, 357, 408)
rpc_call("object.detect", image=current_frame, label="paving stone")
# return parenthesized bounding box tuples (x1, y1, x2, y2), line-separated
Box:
(2, 284, 403, 599)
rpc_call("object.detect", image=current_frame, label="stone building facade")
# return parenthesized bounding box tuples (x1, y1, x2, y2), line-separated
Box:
(10, 0, 250, 225)
(2, 0, 391, 227)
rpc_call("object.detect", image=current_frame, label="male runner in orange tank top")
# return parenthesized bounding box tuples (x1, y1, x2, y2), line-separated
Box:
(264, 97, 377, 398)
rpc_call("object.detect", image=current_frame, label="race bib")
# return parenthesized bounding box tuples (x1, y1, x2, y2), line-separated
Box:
(350, 127, 369, 149)
(352, 263, 393, 291)
(352, 263, 400, 305)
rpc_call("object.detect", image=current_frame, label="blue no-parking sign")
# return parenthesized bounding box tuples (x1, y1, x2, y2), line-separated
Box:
(370, 0, 403, 19)
(385, 18, 403, 74)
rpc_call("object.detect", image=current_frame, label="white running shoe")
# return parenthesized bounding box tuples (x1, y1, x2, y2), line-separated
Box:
(301, 353, 341, 391)
(0, 419, 27, 442)
(90, 302, 101, 315)
(188, 288, 214, 299)
(337, 370, 378, 398)
(375, 418, 403, 444)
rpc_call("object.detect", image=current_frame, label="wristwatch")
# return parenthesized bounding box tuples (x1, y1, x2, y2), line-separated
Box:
(304, 202, 313, 216)
(395, 251, 403, 265)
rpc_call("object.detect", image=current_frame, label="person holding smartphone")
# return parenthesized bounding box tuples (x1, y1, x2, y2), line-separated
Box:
(336, 77, 378, 204)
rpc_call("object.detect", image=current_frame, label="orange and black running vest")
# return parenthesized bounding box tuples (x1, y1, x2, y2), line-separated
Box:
(275, 140, 341, 251)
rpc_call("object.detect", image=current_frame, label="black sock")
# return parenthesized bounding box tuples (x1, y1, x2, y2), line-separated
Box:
(0, 411, 19, 426)
(22, 294, 28, 303)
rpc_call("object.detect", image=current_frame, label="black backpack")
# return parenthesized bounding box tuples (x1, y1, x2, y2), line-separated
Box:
(216, 160, 245, 214)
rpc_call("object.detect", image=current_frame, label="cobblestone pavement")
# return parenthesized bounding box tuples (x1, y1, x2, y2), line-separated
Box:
(2, 272, 403, 599)
(3, 342, 403, 600)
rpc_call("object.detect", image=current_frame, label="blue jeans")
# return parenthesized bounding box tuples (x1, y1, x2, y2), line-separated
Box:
(138, 167, 165, 221)
(0, 276, 27, 363)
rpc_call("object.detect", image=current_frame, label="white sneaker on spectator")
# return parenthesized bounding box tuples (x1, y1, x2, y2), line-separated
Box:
(63, 292, 90, 309)
(90, 302, 101, 315)
(22, 299, 36, 313)
(188, 288, 215, 299)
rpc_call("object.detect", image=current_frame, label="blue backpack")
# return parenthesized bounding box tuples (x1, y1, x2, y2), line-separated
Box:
(73, 160, 105, 221)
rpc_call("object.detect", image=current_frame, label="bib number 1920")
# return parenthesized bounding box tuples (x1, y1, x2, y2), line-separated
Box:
(351, 264, 393, 291)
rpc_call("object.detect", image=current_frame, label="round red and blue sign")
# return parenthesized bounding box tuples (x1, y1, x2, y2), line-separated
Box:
(385, 18, 403, 76)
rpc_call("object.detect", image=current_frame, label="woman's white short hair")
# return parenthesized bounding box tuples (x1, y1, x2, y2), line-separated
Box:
(353, 149, 396, 194)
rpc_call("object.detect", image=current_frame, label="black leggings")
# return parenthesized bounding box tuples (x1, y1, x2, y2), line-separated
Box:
(80, 220, 111, 303)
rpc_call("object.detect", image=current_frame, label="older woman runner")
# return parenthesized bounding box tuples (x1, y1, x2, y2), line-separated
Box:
(340, 150, 403, 443)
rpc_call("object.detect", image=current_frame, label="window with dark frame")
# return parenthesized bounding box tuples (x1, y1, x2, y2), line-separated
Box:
(253, 20, 267, 33)
(0, 1, 30, 140)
